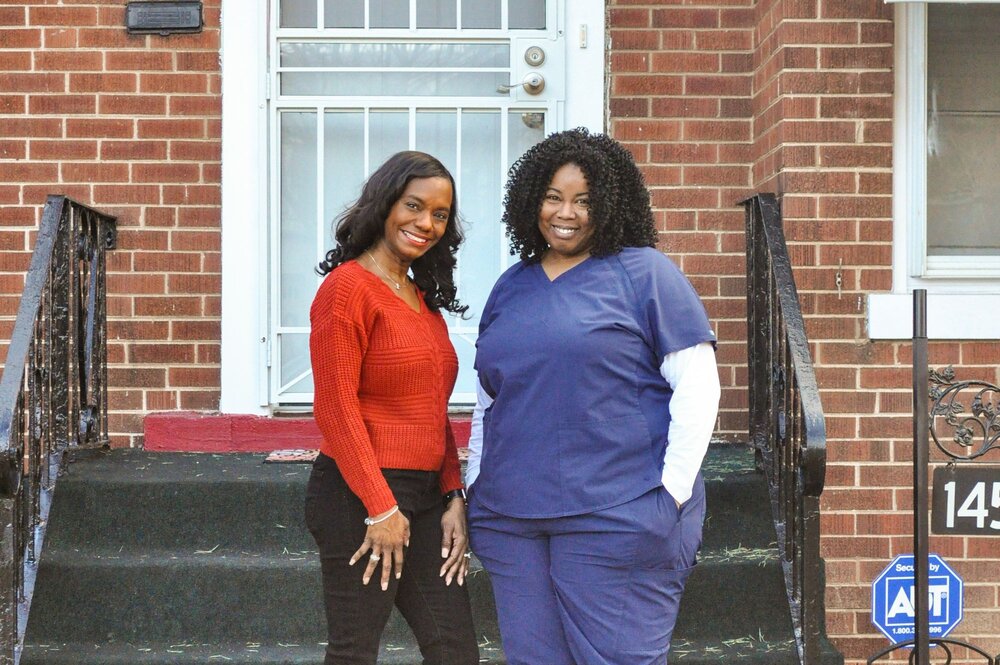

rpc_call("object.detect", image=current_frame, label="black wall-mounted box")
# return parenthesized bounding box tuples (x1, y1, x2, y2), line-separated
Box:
(125, 1, 203, 35)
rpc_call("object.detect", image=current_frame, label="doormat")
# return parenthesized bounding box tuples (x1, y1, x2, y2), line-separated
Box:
(264, 449, 318, 464)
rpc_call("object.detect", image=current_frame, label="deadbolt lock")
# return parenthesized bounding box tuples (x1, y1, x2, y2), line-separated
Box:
(524, 46, 545, 67)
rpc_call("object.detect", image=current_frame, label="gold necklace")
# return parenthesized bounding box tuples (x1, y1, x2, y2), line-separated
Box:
(366, 250, 407, 290)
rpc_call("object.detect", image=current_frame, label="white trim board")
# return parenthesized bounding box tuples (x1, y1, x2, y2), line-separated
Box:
(868, 294, 1000, 339)
(220, 0, 270, 414)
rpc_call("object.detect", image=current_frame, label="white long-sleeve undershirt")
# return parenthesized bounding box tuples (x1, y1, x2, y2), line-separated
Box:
(465, 341, 721, 506)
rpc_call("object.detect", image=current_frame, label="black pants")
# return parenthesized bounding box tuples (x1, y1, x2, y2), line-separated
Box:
(304, 452, 479, 665)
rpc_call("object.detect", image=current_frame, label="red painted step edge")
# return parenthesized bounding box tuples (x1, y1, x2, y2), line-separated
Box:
(143, 412, 472, 453)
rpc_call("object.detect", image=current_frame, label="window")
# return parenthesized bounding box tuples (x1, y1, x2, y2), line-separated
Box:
(868, 2, 1000, 339)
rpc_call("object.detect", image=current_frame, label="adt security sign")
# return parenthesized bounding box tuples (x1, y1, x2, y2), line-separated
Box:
(871, 554, 963, 643)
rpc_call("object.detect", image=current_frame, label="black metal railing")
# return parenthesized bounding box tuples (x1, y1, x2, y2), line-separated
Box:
(0, 196, 116, 664)
(744, 194, 828, 665)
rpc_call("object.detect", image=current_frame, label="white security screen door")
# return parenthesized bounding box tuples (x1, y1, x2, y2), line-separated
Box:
(270, 0, 566, 405)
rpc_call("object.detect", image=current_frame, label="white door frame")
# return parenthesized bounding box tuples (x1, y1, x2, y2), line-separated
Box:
(219, 0, 606, 414)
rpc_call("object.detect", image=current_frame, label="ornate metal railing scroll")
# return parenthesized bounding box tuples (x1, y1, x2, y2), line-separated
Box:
(929, 367, 1000, 462)
(0, 196, 116, 665)
(743, 194, 829, 665)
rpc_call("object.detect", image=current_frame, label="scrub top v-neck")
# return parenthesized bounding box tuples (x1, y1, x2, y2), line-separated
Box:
(473, 247, 716, 519)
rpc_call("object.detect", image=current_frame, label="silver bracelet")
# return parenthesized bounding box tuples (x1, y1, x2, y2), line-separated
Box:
(364, 505, 399, 526)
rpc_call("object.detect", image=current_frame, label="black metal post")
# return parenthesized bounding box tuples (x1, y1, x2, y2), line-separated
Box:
(912, 289, 930, 664)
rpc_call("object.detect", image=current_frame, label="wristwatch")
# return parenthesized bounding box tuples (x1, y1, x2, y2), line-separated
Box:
(443, 488, 467, 506)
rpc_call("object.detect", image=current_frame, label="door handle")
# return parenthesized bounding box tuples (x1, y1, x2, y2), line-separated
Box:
(497, 73, 545, 95)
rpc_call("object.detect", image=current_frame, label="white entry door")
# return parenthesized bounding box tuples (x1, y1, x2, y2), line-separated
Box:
(269, 0, 575, 405)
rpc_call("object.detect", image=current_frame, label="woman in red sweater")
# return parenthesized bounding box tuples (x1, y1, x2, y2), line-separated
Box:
(305, 151, 478, 664)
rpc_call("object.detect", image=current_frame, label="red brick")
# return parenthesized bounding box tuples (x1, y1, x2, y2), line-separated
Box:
(169, 367, 220, 387)
(108, 367, 167, 389)
(105, 50, 174, 71)
(107, 273, 166, 295)
(0, 7, 25, 25)
(683, 119, 750, 142)
(29, 6, 98, 26)
(819, 145, 891, 168)
(99, 95, 168, 116)
(101, 140, 168, 161)
(0, 73, 66, 93)
(172, 320, 221, 340)
(0, 29, 42, 48)
(613, 75, 684, 96)
(0, 51, 31, 71)
(651, 52, 720, 74)
(608, 7, 651, 28)
(0, 140, 26, 160)
(43, 27, 77, 48)
(0, 95, 25, 114)
(608, 30, 660, 51)
(821, 46, 892, 70)
(176, 52, 220, 72)
(70, 73, 137, 93)
(133, 163, 201, 184)
(609, 97, 649, 118)
(25, 138, 93, 163)
(137, 118, 206, 139)
(817, 196, 891, 220)
(61, 162, 129, 183)
(107, 319, 170, 341)
(167, 273, 220, 294)
(67, 118, 134, 139)
(822, 0, 893, 20)
(130, 343, 196, 364)
(163, 185, 220, 205)
(29, 94, 96, 115)
(93, 184, 160, 205)
(652, 8, 719, 30)
(133, 252, 202, 274)
(179, 390, 220, 410)
(34, 51, 102, 71)
(4, 162, 59, 182)
(171, 95, 221, 116)
(140, 73, 210, 94)
(134, 297, 203, 317)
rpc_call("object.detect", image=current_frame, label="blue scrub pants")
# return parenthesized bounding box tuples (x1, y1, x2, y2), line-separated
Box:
(468, 477, 705, 665)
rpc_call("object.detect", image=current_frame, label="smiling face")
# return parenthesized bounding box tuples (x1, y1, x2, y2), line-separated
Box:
(374, 176, 453, 267)
(537, 163, 593, 261)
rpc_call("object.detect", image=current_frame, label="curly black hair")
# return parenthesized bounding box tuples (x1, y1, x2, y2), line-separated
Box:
(502, 127, 657, 262)
(318, 151, 468, 315)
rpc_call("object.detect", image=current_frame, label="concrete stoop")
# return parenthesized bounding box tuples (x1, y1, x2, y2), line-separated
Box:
(21, 447, 841, 664)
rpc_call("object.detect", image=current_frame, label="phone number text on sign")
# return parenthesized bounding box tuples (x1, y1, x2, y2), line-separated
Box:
(932, 466, 1000, 536)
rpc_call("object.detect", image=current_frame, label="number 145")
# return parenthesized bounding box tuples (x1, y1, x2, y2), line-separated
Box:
(942, 481, 1000, 530)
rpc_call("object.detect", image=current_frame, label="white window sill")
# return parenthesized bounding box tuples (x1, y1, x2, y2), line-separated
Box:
(868, 293, 1000, 339)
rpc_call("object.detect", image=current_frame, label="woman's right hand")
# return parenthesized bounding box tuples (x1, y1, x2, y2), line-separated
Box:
(349, 507, 410, 590)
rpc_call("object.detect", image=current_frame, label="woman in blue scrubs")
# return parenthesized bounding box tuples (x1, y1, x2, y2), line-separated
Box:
(467, 128, 721, 665)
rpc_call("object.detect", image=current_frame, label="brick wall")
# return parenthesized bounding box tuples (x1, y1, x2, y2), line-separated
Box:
(0, 1, 222, 446)
(608, 0, 1000, 662)
(3, 0, 999, 658)
(608, 0, 755, 438)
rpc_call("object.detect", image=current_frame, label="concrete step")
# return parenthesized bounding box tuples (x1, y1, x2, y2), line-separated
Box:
(22, 445, 845, 665)
(43, 446, 774, 555)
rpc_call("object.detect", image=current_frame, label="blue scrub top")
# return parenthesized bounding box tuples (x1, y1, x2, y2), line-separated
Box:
(474, 247, 716, 518)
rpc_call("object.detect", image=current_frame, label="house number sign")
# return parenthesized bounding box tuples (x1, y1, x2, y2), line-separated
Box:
(932, 466, 1000, 535)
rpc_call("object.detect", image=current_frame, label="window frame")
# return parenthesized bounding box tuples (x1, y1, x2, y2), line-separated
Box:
(867, 2, 1000, 340)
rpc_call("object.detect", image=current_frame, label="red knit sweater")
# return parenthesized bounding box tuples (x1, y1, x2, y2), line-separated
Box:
(309, 260, 463, 516)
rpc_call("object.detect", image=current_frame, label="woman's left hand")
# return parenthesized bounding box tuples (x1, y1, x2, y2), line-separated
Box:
(439, 498, 470, 586)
